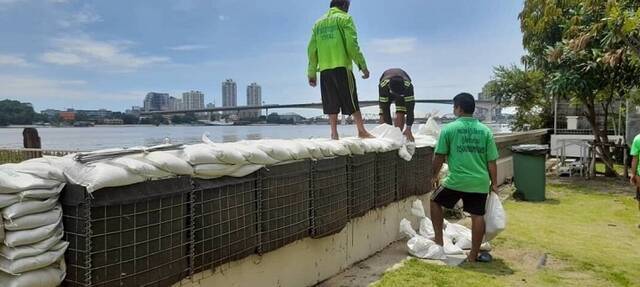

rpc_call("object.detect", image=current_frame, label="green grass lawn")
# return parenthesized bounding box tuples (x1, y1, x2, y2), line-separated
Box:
(595, 163, 626, 176)
(374, 178, 640, 287)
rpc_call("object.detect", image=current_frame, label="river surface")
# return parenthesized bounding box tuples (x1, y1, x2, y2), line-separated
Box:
(0, 124, 510, 151)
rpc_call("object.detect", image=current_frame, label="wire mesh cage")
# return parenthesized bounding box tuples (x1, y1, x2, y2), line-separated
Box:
(397, 153, 417, 200)
(347, 154, 375, 218)
(414, 147, 434, 196)
(374, 151, 398, 208)
(61, 177, 192, 287)
(259, 161, 311, 254)
(192, 175, 259, 273)
(310, 157, 349, 238)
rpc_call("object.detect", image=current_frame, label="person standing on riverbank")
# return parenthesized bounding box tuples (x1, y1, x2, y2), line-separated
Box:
(430, 93, 499, 262)
(629, 134, 640, 227)
(307, 0, 373, 140)
(378, 68, 416, 142)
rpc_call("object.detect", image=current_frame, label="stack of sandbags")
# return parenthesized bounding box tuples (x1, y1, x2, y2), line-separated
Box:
(0, 160, 68, 287)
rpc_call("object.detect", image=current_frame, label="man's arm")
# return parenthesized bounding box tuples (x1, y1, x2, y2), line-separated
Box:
(341, 17, 368, 77)
(307, 28, 318, 86)
(631, 156, 638, 186)
(432, 154, 446, 188)
(404, 84, 416, 141)
(488, 160, 498, 193)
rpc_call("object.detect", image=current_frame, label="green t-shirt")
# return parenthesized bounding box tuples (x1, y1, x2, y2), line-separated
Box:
(630, 134, 640, 175)
(435, 117, 499, 194)
(307, 7, 368, 78)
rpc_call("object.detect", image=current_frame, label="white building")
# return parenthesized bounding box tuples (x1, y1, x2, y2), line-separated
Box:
(168, 97, 183, 111)
(182, 91, 205, 111)
(246, 82, 262, 118)
(222, 79, 237, 108)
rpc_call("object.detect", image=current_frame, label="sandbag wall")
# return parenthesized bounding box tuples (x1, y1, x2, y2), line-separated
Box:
(59, 147, 434, 287)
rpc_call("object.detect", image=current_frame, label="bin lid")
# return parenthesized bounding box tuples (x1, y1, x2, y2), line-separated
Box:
(511, 144, 549, 155)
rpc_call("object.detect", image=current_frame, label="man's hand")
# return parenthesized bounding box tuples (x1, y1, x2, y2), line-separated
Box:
(403, 129, 415, 142)
(309, 77, 317, 87)
(491, 184, 500, 194)
(431, 178, 439, 191)
(362, 68, 370, 79)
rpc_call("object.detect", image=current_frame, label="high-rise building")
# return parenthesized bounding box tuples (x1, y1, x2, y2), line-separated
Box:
(222, 79, 237, 110)
(182, 90, 205, 111)
(143, 92, 170, 111)
(168, 97, 183, 111)
(246, 83, 262, 118)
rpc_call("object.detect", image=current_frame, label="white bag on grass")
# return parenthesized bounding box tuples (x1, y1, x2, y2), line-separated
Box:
(4, 206, 62, 231)
(0, 229, 64, 260)
(0, 168, 61, 194)
(19, 184, 65, 200)
(484, 192, 506, 242)
(0, 241, 67, 275)
(410, 200, 436, 239)
(400, 218, 418, 238)
(4, 223, 62, 248)
(443, 235, 464, 255)
(400, 218, 446, 260)
(2, 197, 59, 221)
(0, 261, 66, 287)
(446, 223, 473, 250)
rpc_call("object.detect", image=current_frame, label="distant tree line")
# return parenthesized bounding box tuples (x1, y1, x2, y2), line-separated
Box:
(0, 100, 42, 126)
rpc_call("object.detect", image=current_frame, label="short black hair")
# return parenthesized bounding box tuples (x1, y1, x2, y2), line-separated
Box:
(330, 0, 350, 9)
(389, 78, 406, 95)
(453, 93, 476, 114)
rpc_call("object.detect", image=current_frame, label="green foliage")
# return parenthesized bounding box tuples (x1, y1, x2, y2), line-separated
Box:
(0, 100, 37, 126)
(482, 66, 551, 131)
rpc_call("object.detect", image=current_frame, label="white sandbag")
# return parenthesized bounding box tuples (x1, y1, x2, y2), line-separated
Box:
(414, 135, 438, 148)
(0, 241, 67, 275)
(4, 206, 62, 231)
(194, 164, 240, 179)
(63, 162, 147, 193)
(3, 158, 65, 181)
(229, 165, 264, 178)
(294, 140, 324, 159)
(418, 117, 441, 138)
(398, 145, 413, 161)
(0, 219, 4, 243)
(410, 200, 436, 239)
(254, 141, 292, 162)
(202, 135, 249, 164)
(0, 194, 20, 209)
(4, 223, 62, 248)
(0, 168, 61, 194)
(341, 138, 366, 155)
(360, 138, 384, 153)
(0, 229, 64, 260)
(406, 141, 416, 156)
(399, 218, 418, 238)
(315, 140, 350, 156)
(2, 197, 59, 220)
(446, 223, 473, 250)
(0, 262, 66, 287)
(439, 164, 449, 181)
(284, 141, 313, 160)
(443, 235, 464, 255)
(143, 151, 193, 175)
(484, 192, 506, 242)
(18, 183, 65, 200)
(313, 141, 336, 157)
(371, 124, 404, 148)
(183, 144, 224, 165)
(110, 156, 173, 179)
(411, 199, 427, 218)
(232, 142, 278, 165)
(407, 236, 447, 260)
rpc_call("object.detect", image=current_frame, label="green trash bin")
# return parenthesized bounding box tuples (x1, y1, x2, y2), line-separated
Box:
(512, 144, 549, 202)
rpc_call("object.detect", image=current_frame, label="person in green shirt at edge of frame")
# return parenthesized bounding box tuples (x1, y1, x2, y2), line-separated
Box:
(430, 93, 500, 263)
(628, 135, 640, 228)
(307, 0, 374, 140)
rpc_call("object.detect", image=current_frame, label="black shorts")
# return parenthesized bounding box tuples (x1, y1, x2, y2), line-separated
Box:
(431, 186, 488, 216)
(320, 67, 360, 115)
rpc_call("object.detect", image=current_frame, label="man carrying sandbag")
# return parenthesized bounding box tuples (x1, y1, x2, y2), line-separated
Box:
(378, 68, 416, 142)
(430, 93, 499, 263)
(307, 0, 373, 140)
(629, 134, 640, 228)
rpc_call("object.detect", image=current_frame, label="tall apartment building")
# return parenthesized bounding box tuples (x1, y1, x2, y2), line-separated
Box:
(182, 90, 205, 111)
(246, 83, 262, 118)
(143, 92, 170, 111)
(222, 79, 237, 108)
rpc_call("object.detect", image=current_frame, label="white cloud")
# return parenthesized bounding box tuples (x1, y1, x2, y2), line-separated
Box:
(0, 54, 29, 66)
(370, 37, 418, 55)
(40, 37, 170, 72)
(58, 5, 102, 27)
(167, 44, 209, 51)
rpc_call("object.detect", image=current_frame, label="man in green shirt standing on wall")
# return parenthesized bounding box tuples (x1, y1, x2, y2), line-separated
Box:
(629, 135, 640, 228)
(308, 0, 373, 140)
(430, 93, 499, 262)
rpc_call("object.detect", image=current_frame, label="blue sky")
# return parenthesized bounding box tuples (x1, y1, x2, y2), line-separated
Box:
(0, 0, 524, 117)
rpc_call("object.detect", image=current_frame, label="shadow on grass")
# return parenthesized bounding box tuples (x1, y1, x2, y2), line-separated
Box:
(460, 258, 515, 277)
